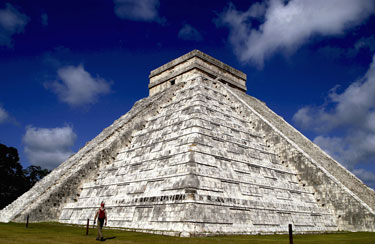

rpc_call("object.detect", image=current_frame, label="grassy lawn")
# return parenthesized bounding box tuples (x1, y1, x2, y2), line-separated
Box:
(0, 222, 374, 244)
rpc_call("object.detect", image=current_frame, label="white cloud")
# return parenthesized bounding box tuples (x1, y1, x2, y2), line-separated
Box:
(41, 13, 48, 26)
(114, 0, 164, 23)
(0, 105, 18, 125)
(178, 24, 203, 42)
(23, 126, 77, 169)
(0, 106, 9, 123)
(45, 64, 112, 107)
(352, 169, 375, 188)
(313, 133, 375, 170)
(293, 54, 375, 179)
(0, 3, 29, 47)
(217, 0, 374, 67)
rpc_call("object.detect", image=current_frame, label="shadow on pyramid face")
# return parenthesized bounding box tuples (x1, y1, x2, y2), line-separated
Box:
(2, 50, 375, 236)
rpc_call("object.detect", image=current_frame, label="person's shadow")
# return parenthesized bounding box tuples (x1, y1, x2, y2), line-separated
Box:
(102, 236, 116, 241)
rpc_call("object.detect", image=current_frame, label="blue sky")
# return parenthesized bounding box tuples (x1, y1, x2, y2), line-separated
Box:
(1, 0, 375, 188)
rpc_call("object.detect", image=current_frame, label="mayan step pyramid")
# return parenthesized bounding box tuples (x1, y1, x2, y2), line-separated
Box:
(1, 50, 375, 236)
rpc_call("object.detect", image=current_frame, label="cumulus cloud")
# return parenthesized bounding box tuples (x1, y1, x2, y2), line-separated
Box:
(293, 54, 375, 185)
(217, 0, 374, 67)
(178, 24, 203, 42)
(0, 3, 29, 47)
(45, 65, 112, 107)
(23, 126, 77, 169)
(352, 169, 375, 188)
(114, 0, 164, 23)
(0, 106, 9, 123)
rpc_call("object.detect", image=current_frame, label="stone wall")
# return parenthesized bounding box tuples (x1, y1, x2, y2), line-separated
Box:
(2, 49, 374, 236)
(226, 85, 375, 231)
(149, 50, 247, 96)
(58, 76, 340, 236)
(0, 83, 183, 223)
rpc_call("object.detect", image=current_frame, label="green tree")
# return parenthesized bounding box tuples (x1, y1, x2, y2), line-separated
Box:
(0, 144, 50, 209)
(23, 165, 51, 189)
(0, 144, 26, 209)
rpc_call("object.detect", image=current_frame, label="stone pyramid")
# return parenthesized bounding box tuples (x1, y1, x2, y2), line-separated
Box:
(1, 50, 375, 236)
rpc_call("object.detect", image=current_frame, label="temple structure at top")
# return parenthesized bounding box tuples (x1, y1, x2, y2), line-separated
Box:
(148, 50, 247, 95)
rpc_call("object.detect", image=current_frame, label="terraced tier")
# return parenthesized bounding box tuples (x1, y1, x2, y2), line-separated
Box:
(59, 76, 338, 235)
(2, 50, 374, 237)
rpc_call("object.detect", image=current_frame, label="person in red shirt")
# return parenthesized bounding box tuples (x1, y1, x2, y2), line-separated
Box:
(94, 201, 107, 241)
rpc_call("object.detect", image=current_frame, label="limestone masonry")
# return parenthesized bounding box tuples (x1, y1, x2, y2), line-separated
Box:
(1, 50, 374, 236)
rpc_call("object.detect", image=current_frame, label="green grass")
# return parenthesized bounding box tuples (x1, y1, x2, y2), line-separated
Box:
(0, 222, 374, 244)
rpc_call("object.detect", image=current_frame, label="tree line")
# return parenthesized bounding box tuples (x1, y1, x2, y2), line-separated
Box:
(0, 143, 51, 209)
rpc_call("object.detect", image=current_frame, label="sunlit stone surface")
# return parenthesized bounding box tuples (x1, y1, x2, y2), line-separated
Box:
(1, 50, 374, 236)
